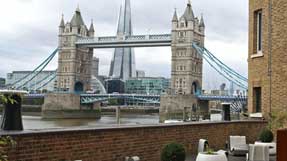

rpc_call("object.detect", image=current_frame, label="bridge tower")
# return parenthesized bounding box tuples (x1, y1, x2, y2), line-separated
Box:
(57, 7, 94, 93)
(160, 0, 206, 122)
(171, 0, 205, 95)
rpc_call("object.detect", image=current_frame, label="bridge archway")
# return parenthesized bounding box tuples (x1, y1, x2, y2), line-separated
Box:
(74, 82, 84, 93)
(192, 81, 201, 95)
(192, 104, 197, 113)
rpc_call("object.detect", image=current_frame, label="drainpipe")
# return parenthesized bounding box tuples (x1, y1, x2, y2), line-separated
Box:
(268, 0, 273, 115)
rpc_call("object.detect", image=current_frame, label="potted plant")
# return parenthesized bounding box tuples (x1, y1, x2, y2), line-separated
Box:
(161, 142, 186, 161)
(0, 136, 16, 161)
(255, 128, 276, 155)
(196, 147, 227, 161)
(258, 128, 274, 143)
(0, 92, 24, 131)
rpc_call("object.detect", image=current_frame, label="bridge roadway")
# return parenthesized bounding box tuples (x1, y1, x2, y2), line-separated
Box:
(26, 93, 247, 104)
(76, 34, 172, 48)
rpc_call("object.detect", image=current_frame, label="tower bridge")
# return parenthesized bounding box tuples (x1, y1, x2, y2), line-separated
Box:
(55, 0, 205, 94)
(8, 0, 248, 119)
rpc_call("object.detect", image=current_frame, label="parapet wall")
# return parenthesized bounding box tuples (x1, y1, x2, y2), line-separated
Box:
(2, 121, 266, 161)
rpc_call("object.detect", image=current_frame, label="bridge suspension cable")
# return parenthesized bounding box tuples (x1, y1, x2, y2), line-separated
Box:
(11, 48, 58, 90)
(192, 43, 248, 90)
(28, 71, 57, 90)
(202, 50, 247, 88)
(35, 74, 57, 91)
(9, 48, 58, 87)
(203, 47, 248, 82)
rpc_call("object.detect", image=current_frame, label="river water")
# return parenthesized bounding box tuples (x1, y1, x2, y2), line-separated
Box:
(20, 114, 160, 130)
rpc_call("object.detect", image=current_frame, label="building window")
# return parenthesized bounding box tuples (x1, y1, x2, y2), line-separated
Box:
(253, 87, 262, 112)
(180, 22, 185, 28)
(255, 10, 263, 53)
(179, 32, 186, 38)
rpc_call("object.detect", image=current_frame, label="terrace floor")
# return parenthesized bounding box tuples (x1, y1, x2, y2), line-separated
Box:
(187, 154, 276, 161)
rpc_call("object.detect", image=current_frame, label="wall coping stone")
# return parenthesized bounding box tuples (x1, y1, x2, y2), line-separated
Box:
(0, 120, 266, 136)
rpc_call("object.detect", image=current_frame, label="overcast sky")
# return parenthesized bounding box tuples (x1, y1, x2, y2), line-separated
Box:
(0, 0, 248, 90)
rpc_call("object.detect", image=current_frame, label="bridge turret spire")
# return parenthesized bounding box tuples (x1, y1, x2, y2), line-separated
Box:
(199, 14, 205, 28)
(89, 19, 95, 37)
(188, 0, 192, 6)
(172, 9, 178, 22)
(59, 14, 65, 35)
(180, 0, 194, 22)
(71, 5, 85, 27)
(89, 19, 95, 32)
(76, 4, 80, 13)
(59, 14, 65, 28)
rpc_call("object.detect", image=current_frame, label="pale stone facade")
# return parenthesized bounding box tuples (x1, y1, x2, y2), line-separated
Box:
(57, 7, 94, 92)
(171, 1, 205, 95)
(248, 0, 287, 117)
(160, 1, 206, 122)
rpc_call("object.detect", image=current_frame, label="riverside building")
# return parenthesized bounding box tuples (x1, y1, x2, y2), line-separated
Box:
(248, 0, 287, 117)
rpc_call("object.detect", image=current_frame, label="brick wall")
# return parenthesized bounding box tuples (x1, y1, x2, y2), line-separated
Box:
(2, 121, 266, 161)
(248, 0, 287, 116)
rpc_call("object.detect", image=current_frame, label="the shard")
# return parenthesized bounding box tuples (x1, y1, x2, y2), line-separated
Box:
(109, 0, 136, 81)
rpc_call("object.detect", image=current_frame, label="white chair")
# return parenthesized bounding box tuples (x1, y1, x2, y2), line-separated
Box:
(229, 136, 248, 156)
(125, 156, 140, 161)
(246, 144, 269, 161)
(198, 139, 228, 156)
(198, 139, 209, 153)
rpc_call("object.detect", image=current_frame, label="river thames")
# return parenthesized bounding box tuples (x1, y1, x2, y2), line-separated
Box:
(19, 114, 159, 130)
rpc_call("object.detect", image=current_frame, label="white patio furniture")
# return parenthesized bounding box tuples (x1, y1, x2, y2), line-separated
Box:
(246, 144, 269, 161)
(125, 156, 140, 161)
(198, 139, 228, 156)
(198, 139, 209, 153)
(229, 136, 249, 156)
(255, 141, 276, 155)
(196, 152, 227, 161)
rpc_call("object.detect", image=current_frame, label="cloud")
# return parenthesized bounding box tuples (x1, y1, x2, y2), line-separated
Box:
(0, 0, 249, 90)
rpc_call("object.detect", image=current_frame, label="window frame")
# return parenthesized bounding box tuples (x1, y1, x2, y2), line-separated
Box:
(252, 9, 264, 58)
(256, 10, 263, 53)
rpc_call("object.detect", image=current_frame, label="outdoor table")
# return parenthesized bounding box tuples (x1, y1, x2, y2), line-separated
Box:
(254, 142, 277, 155)
(196, 152, 228, 161)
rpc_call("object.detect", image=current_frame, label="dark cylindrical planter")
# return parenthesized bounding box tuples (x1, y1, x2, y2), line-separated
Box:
(1, 94, 23, 130)
(222, 103, 231, 121)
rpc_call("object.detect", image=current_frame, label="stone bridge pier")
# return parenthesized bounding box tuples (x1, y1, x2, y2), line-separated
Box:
(159, 95, 209, 123)
(42, 93, 101, 119)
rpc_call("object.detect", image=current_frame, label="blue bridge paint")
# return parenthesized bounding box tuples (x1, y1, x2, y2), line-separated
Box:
(25, 93, 247, 104)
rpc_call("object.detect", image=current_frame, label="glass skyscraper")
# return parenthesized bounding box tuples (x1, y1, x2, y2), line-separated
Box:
(109, 0, 136, 81)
